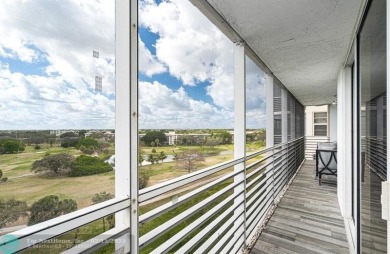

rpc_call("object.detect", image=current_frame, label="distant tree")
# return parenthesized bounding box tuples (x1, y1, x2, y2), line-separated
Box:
(0, 169, 2, 179)
(60, 132, 78, 138)
(215, 131, 232, 144)
(48, 138, 56, 147)
(0, 139, 25, 154)
(29, 137, 45, 146)
(78, 130, 88, 138)
(0, 199, 28, 229)
(80, 146, 94, 155)
(176, 135, 189, 145)
(0, 147, 5, 154)
(141, 131, 167, 147)
(31, 153, 75, 174)
(92, 192, 115, 231)
(155, 139, 160, 147)
(255, 129, 266, 142)
(98, 140, 110, 151)
(87, 132, 104, 140)
(158, 151, 167, 163)
(147, 154, 157, 164)
(205, 138, 220, 149)
(76, 138, 99, 150)
(139, 150, 145, 166)
(151, 148, 157, 153)
(34, 145, 41, 150)
(175, 150, 205, 173)
(28, 195, 77, 225)
(139, 170, 150, 189)
(61, 137, 81, 148)
(68, 155, 113, 177)
(151, 141, 156, 147)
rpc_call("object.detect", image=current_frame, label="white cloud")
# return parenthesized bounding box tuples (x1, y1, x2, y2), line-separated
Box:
(139, 38, 166, 76)
(0, 0, 267, 130)
(0, 0, 115, 129)
(139, 81, 234, 129)
(139, 0, 267, 128)
(0, 63, 114, 130)
(140, 0, 235, 110)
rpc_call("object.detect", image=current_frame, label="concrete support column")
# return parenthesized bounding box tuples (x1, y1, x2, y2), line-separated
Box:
(115, 0, 138, 252)
(233, 42, 247, 249)
(266, 74, 274, 148)
(291, 98, 296, 140)
(281, 88, 288, 143)
(377, 96, 384, 139)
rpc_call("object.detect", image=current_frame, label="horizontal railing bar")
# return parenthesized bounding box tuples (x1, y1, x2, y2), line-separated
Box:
(139, 181, 243, 248)
(150, 190, 241, 253)
(274, 167, 289, 188)
(246, 177, 273, 211)
(209, 214, 244, 254)
(246, 160, 273, 180)
(274, 173, 289, 199)
(1, 197, 130, 252)
(220, 228, 244, 254)
(273, 169, 290, 196)
(245, 146, 273, 160)
(246, 154, 272, 172)
(230, 237, 244, 254)
(194, 205, 244, 253)
(139, 169, 240, 224)
(247, 187, 273, 222)
(273, 151, 288, 163)
(273, 158, 289, 177)
(62, 226, 129, 254)
(138, 138, 304, 204)
(139, 157, 244, 203)
(246, 168, 273, 196)
(177, 200, 242, 254)
(246, 197, 273, 236)
(5, 137, 306, 254)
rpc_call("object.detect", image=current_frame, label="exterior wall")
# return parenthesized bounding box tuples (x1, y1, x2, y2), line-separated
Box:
(329, 104, 337, 141)
(304, 105, 330, 160)
(305, 105, 329, 136)
(337, 65, 355, 252)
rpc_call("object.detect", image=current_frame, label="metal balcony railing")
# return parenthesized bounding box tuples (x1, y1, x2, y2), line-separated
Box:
(366, 137, 387, 180)
(1, 137, 305, 253)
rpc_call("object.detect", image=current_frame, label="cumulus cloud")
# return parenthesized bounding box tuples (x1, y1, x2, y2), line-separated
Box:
(0, 0, 267, 130)
(0, 0, 115, 129)
(139, 81, 233, 129)
(140, 0, 235, 108)
(139, 37, 166, 76)
(246, 58, 267, 128)
(138, 0, 267, 128)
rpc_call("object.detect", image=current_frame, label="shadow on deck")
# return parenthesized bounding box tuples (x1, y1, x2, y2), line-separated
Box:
(251, 160, 349, 254)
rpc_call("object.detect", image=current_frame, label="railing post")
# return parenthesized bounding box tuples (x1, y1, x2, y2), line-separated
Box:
(115, 0, 134, 253)
(129, 0, 139, 252)
(234, 41, 247, 250)
(272, 148, 276, 204)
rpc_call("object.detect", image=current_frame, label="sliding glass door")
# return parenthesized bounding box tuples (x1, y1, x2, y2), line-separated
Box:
(358, 0, 387, 253)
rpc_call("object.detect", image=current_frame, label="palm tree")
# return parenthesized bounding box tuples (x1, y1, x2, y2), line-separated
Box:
(158, 151, 167, 163)
(147, 154, 157, 164)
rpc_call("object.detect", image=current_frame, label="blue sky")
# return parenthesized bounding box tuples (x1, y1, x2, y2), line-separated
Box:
(0, 0, 265, 130)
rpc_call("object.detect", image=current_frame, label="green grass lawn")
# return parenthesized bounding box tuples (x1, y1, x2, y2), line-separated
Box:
(0, 142, 264, 253)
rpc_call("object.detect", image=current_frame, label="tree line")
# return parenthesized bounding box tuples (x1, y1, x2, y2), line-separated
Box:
(0, 191, 116, 231)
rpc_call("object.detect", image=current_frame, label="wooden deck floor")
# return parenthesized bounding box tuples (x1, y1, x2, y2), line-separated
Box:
(251, 160, 349, 254)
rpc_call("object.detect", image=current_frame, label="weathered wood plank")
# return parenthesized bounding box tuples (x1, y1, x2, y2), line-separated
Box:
(250, 161, 349, 254)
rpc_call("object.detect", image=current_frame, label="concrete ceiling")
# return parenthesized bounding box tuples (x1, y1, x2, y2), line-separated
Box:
(206, 0, 364, 106)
